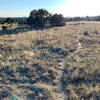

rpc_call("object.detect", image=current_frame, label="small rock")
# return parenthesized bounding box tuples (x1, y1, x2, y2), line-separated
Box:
(0, 54, 2, 59)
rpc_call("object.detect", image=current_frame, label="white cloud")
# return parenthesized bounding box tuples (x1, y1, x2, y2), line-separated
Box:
(56, 0, 100, 17)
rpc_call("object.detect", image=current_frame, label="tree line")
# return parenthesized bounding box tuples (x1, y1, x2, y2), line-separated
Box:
(65, 16, 100, 22)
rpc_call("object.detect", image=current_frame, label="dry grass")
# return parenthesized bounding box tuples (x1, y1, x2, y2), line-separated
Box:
(0, 21, 100, 100)
(62, 21, 100, 100)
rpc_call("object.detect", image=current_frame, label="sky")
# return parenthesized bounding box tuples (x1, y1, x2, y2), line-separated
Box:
(0, 0, 100, 17)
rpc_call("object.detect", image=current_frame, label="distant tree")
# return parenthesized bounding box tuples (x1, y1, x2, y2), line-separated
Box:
(72, 17, 81, 21)
(18, 18, 27, 24)
(0, 18, 5, 24)
(4, 17, 14, 24)
(86, 16, 91, 21)
(2, 25, 7, 31)
(97, 16, 100, 21)
(50, 14, 65, 26)
(27, 9, 51, 27)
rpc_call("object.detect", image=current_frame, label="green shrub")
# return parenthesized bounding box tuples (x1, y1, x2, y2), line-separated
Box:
(2, 25, 7, 31)
(27, 9, 51, 27)
(3, 17, 15, 24)
(50, 14, 65, 26)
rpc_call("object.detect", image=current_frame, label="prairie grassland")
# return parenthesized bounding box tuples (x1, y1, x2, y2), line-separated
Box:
(63, 21, 100, 100)
(0, 21, 100, 100)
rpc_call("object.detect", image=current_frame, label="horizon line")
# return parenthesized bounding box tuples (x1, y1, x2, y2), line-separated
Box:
(0, 15, 100, 18)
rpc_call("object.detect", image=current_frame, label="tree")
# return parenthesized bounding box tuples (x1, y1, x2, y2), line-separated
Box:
(72, 17, 81, 21)
(27, 9, 51, 27)
(50, 14, 65, 26)
(4, 17, 14, 24)
(97, 16, 100, 21)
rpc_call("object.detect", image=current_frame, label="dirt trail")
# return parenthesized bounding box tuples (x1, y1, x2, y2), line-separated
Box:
(54, 31, 82, 100)
(54, 59, 66, 100)
(77, 30, 82, 49)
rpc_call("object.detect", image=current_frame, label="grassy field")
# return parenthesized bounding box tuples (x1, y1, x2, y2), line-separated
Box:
(0, 21, 100, 100)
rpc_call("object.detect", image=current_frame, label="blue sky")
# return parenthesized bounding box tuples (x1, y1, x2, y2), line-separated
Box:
(0, 0, 100, 17)
(0, 0, 66, 17)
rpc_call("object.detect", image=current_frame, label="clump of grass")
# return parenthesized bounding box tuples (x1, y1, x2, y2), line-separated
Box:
(9, 93, 20, 100)
(26, 87, 52, 100)
(94, 30, 99, 34)
(0, 21, 100, 99)
(83, 31, 89, 36)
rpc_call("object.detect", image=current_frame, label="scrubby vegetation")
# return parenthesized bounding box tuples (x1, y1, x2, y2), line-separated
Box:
(62, 22, 100, 100)
(27, 9, 51, 27)
(50, 14, 65, 26)
(27, 9, 65, 28)
(3, 17, 15, 24)
(0, 11, 100, 100)
(0, 21, 77, 100)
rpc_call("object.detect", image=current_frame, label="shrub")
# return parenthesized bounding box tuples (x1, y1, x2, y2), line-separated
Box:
(50, 14, 65, 26)
(83, 31, 89, 36)
(27, 9, 66, 28)
(3, 17, 15, 24)
(0, 18, 5, 24)
(18, 18, 27, 24)
(27, 9, 51, 27)
(2, 25, 7, 31)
